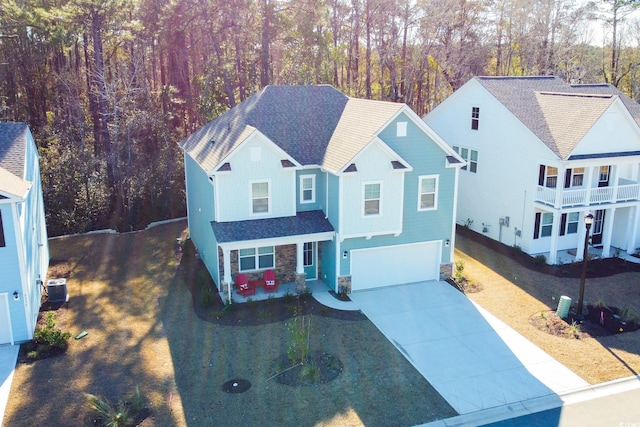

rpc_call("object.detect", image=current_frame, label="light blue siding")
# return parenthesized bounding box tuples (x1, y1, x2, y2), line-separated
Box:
(327, 174, 340, 229)
(373, 112, 456, 264)
(0, 128, 50, 343)
(295, 169, 326, 212)
(320, 238, 337, 287)
(184, 154, 221, 287)
(0, 204, 28, 342)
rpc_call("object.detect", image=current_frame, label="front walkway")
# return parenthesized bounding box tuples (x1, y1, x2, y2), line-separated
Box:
(347, 281, 588, 415)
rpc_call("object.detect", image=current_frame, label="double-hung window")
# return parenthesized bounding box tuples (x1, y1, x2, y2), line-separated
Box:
(534, 212, 554, 239)
(453, 146, 478, 173)
(418, 175, 438, 211)
(363, 183, 381, 216)
(471, 107, 480, 130)
(538, 165, 558, 188)
(300, 175, 315, 204)
(559, 212, 579, 236)
(251, 181, 269, 214)
(239, 246, 275, 271)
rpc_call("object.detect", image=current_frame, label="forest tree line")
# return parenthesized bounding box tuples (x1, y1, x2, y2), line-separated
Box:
(0, 0, 639, 236)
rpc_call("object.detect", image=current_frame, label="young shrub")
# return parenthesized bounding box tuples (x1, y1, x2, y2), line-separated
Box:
(33, 312, 71, 353)
(201, 287, 213, 308)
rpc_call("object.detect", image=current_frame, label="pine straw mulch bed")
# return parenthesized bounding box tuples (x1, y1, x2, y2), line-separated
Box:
(455, 226, 640, 384)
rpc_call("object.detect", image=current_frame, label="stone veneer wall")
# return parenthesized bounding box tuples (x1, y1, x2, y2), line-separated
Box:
(439, 262, 453, 280)
(218, 244, 299, 285)
(337, 276, 351, 293)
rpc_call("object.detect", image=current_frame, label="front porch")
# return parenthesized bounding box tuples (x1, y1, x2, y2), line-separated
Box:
(532, 246, 640, 265)
(226, 279, 333, 303)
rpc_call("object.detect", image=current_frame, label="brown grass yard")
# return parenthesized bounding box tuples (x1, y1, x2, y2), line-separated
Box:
(455, 230, 640, 385)
(7, 220, 640, 426)
(5, 220, 455, 427)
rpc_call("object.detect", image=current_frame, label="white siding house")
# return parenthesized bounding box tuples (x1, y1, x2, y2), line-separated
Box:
(424, 76, 640, 264)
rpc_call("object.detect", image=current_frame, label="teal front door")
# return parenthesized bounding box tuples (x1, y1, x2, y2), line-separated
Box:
(303, 242, 317, 280)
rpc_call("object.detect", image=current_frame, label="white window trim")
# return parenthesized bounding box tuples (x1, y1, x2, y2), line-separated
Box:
(453, 145, 478, 173)
(417, 175, 439, 211)
(362, 181, 383, 217)
(299, 174, 316, 204)
(566, 212, 579, 234)
(540, 212, 553, 237)
(238, 246, 275, 272)
(250, 179, 271, 215)
(397, 121, 408, 137)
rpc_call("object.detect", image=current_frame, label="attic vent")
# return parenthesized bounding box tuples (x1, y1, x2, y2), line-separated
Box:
(217, 162, 232, 172)
(281, 159, 295, 168)
(391, 160, 406, 170)
(344, 163, 358, 173)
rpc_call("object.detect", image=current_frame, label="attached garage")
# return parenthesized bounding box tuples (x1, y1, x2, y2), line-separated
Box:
(350, 241, 441, 291)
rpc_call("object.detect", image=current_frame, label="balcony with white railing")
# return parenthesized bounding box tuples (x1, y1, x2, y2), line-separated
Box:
(535, 183, 640, 208)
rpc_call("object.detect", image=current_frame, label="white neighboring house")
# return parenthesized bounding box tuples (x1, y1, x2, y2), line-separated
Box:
(424, 76, 640, 264)
(0, 123, 49, 344)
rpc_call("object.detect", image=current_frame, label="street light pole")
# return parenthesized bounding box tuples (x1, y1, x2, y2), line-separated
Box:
(576, 212, 594, 320)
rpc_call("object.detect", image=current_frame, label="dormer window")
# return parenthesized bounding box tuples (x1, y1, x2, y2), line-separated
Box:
(471, 107, 480, 130)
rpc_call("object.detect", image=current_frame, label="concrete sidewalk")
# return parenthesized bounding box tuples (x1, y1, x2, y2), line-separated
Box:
(0, 345, 19, 427)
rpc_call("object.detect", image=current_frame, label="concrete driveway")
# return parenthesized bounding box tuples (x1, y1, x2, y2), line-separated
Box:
(348, 281, 588, 415)
(0, 345, 19, 426)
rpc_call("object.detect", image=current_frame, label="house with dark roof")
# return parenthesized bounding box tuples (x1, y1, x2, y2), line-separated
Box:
(424, 76, 640, 264)
(0, 123, 49, 344)
(178, 85, 463, 300)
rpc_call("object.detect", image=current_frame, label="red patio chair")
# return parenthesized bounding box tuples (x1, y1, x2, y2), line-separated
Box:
(263, 269, 279, 293)
(236, 273, 256, 297)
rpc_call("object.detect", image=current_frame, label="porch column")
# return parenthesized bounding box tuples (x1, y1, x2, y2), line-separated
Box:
(296, 242, 305, 274)
(295, 242, 307, 292)
(548, 211, 561, 264)
(611, 165, 620, 203)
(585, 167, 594, 205)
(223, 247, 232, 288)
(555, 167, 565, 209)
(575, 210, 589, 261)
(601, 208, 616, 258)
(628, 205, 640, 253)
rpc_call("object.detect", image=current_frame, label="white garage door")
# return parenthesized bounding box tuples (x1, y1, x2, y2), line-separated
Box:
(0, 294, 12, 345)
(350, 242, 440, 291)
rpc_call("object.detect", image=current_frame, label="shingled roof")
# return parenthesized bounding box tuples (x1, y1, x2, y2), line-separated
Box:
(0, 123, 32, 198)
(179, 85, 405, 174)
(0, 122, 28, 178)
(474, 76, 640, 160)
(211, 210, 334, 243)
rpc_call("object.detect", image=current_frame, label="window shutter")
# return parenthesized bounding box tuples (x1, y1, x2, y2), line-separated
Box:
(538, 165, 545, 186)
(534, 212, 541, 239)
(564, 169, 571, 188)
(559, 213, 567, 236)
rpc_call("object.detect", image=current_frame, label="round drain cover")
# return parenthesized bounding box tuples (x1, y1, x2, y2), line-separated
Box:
(222, 378, 251, 393)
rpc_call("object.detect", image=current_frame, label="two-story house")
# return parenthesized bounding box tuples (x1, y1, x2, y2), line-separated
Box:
(0, 123, 49, 345)
(179, 85, 463, 300)
(424, 76, 640, 264)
